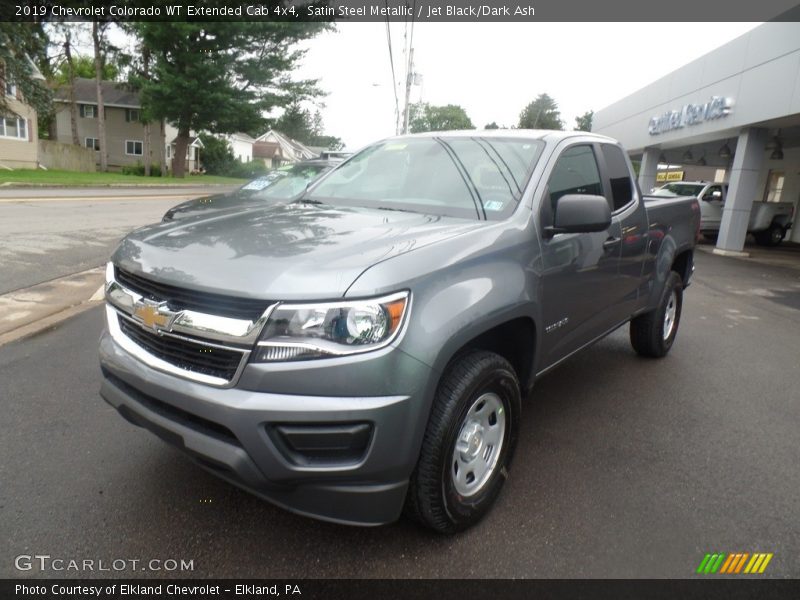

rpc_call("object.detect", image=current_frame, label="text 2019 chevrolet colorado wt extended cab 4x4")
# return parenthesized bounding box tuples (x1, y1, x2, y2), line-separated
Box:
(99, 130, 699, 533)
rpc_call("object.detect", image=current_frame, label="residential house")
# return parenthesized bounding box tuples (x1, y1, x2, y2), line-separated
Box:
(223, 132, 255, 163)
(0, 61, 39, 169)
(253, 130, 317, 168)
(164, 123, 203, 173)
(54, 78, 202, 172)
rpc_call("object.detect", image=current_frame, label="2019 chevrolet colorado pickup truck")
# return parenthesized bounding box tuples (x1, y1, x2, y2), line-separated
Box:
(99, 130, 699, 533)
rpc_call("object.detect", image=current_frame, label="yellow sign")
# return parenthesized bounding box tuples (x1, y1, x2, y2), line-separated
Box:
(656, 171, 684, 182)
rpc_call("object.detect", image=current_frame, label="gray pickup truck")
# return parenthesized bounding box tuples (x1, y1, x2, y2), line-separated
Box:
(99, 131, 699, 533)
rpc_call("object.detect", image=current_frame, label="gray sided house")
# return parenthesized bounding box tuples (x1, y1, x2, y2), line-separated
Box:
(54, 78, 167, 171)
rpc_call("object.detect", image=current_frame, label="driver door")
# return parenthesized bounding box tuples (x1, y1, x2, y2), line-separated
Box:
(537, 143, 623, 368)
(700, 184, 725, 229)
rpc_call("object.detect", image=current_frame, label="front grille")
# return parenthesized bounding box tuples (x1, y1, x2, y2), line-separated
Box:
(115, 267, 270, 321)
(119, 316, 243, 381)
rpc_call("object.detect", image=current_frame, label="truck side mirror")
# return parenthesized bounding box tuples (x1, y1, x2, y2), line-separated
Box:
(544, 194, 612, 237)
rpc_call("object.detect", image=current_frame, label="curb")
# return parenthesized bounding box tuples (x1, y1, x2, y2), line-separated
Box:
(0, 268, 106, 347)
(0, 299, 102, 347)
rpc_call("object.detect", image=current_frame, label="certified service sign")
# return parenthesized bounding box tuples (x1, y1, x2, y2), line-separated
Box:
(648, 96, 733, 135)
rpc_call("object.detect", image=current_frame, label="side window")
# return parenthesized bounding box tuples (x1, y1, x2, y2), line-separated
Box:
(600, 143, 634, 211)
(547, 144, 604, 215)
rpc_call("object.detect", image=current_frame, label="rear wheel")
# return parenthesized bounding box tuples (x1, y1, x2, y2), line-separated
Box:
(405, 351, 521, 533)
(630, 271, 683, 358)
(755, 224, 785, 247)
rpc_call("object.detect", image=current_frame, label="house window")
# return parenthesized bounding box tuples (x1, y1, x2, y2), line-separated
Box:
(125, 140, 143, 156)
(125, 108, 140, 122)
(80, 104, 96, 118)
(166, 145, 171, 158)
(763, 171, 785, 203)
(85, 137, 100, 151)
(0, 116, 28, 140)
(5, 81, 16, 97)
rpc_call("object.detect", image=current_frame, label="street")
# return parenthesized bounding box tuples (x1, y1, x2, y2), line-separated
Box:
(0, 188, 234, 294)
(2, 249, 799, 578)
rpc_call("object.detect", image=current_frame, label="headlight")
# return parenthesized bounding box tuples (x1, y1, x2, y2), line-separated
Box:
(252, 291, 410, 362)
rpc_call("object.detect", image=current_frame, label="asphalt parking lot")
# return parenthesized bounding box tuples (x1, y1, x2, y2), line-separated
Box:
(1, 250, 799, 579)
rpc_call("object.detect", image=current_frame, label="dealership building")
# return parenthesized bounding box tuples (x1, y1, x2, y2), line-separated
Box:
(593, 22, 800, 254)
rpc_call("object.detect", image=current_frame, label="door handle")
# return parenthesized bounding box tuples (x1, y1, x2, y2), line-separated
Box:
(603, 236, 621, 250)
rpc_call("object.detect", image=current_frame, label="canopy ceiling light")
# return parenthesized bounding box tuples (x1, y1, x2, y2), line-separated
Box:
(718, 141, 732, 160)
(697, 156, 707, 166)
(659, 152, 667, 163)
(682, 149, 693, 162)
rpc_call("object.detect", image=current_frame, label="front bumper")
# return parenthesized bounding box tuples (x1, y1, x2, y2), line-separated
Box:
(99, 327, 435, 526)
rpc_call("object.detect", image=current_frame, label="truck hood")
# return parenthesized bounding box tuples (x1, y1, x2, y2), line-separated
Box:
(112, 202, 483, 300)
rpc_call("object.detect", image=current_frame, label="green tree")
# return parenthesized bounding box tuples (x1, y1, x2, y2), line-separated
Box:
(0, 23, 51, 118)
(54, 54, 118, 84)
(273, 103, 342, 150)
(484, 121, 500, 129)
(574, 110, 594, 132)
(274, 101, 314, 142)
(408, 103, 474, 133)
(198, 133, 236, 175)
(130, 21, 329, 177)
(518, 93, 563, 130)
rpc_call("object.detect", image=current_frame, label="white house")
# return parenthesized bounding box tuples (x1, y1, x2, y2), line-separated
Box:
(224, 132, 255, 163)
(253, 129, 317, 168)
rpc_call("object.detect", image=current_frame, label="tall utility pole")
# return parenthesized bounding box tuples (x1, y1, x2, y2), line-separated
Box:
(92, 21, 108, 172)
(402, 46, 414, 135)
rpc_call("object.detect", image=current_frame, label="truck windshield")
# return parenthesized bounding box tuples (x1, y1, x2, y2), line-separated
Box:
(652, 183, 705, 198)
(306, 137, 545, 220)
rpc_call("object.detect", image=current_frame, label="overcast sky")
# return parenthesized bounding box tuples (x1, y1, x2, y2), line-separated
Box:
(103, 22, 760, 150)
(293, 22, 760, 150)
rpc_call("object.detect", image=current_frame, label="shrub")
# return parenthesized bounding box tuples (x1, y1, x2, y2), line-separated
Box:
(121, 162, 163, 177)
(228, 159, 269, 179)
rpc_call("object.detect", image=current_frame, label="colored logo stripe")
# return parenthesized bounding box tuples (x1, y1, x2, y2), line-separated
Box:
(698, 552, 773, 574)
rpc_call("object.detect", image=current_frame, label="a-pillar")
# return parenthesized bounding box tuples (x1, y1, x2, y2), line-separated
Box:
(638, 147, 660, 195)
(715, 128, 768, 256)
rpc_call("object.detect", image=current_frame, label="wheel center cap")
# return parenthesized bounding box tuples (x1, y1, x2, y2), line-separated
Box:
(460, 422, 484, 460)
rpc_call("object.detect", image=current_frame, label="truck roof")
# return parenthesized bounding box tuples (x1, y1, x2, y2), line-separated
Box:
(386, 129, 620, 144)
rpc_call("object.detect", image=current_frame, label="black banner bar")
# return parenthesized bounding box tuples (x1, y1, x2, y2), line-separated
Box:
(4, 579, 800, 600)
(2, 0, 800, 22)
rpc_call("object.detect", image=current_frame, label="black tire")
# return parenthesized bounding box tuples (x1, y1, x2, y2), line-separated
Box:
(630, 271, 683, 358)
(405, 350, 521, 533)
(702, 231, 718, 243)
(755, 224, 785, 247)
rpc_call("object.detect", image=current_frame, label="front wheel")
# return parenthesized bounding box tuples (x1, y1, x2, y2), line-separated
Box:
(630, 271, 683, 358)
(405, 351, 521, 533)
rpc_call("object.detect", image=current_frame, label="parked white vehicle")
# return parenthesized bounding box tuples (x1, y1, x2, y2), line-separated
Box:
(651, 181, 794, 246)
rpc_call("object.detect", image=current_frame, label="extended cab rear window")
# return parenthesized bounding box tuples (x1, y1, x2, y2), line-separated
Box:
(307, 137, 545, 220)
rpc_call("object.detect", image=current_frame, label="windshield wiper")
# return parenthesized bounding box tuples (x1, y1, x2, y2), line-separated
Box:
(375, 206, 420, 214)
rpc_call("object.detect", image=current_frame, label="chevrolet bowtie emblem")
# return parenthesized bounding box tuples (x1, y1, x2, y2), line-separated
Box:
(132, 301, 176, 332)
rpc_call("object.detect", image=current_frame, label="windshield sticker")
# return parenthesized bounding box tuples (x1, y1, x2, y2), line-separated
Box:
(242, 179, 272, 191)
(483, 200, 505, 211)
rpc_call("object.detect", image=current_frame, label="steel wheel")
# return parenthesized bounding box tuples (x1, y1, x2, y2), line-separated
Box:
(663, 289, 677, 341)
(451, 392, 506, 497)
